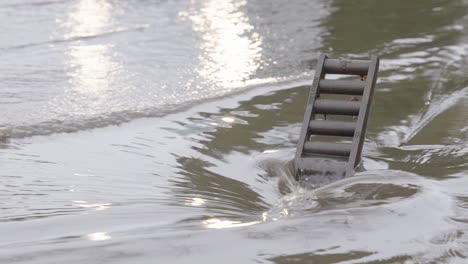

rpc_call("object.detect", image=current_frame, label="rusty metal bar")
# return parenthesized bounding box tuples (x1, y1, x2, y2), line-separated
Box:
(314, 99, 361, 116)
(304, 142, 352, 156)
(319, 79, 365, 95)
(309, 120, 356, 137)
(323, 59, 369, 75)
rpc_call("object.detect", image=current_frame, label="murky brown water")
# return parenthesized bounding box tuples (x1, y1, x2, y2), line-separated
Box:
(1, 0, 468, 263)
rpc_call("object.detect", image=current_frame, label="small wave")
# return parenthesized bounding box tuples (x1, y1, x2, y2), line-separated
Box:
(0, 0, 66, 9)
(392, 36, 435, 45)
(377, 86, 468, 146)
(0, 76, 313, 140)
(0, 25, 149, 52)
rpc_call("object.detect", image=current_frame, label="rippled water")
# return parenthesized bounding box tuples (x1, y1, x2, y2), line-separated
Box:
(1, 0, 468, 263)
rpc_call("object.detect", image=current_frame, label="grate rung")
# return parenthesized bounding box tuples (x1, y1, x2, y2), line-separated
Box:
(309, 120, 356, 137)
(304, 142, 352, 156)
(314, 99, 360, 116)
(323, 59, 369, 76)
(319, 79, 365, 95)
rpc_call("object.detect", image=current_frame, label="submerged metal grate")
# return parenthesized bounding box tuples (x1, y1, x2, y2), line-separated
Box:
(294, 54, 380, 180)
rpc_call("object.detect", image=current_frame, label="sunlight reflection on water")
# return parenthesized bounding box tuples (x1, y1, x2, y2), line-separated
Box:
(66, 0, 120, 95)
(202, 218, 261, 229)
(86, 232, 112, 241)
(180, 0, 266, 89)
(64, 0, 112, 39)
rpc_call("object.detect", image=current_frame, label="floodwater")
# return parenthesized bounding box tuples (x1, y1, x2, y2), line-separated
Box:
(1, 0, 468, 263)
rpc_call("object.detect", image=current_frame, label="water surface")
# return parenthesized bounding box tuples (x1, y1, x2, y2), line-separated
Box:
(1, 0, 468, 263)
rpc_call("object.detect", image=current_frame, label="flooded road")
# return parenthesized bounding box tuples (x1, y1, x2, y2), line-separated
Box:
(1, 0, 468, 263)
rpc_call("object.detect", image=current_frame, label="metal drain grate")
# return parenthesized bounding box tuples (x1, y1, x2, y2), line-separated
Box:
(294, 54, 380, 180)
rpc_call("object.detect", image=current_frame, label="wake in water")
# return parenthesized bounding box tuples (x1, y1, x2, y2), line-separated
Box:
(378, 85, 468, 147)
(253, 156, 468, 262)
(254, 149, 456, 221)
